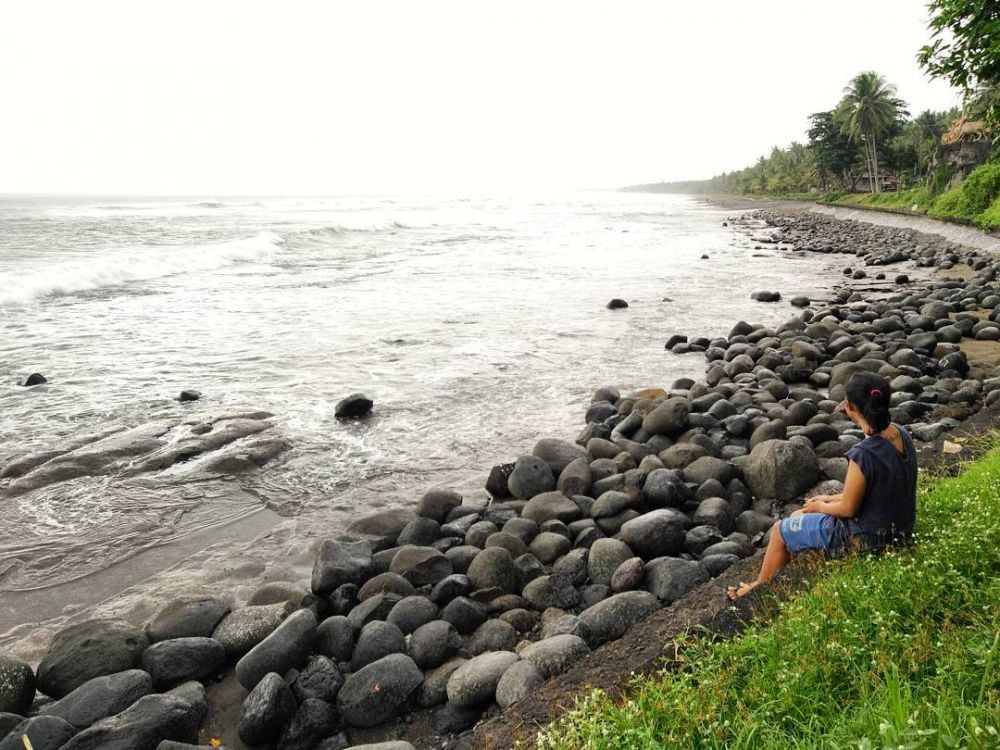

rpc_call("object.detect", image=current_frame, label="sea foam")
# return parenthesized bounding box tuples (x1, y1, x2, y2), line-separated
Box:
(0, 231, 282, 306)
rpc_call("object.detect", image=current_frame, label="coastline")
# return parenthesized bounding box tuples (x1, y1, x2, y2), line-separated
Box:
(2, 203, 999, 749)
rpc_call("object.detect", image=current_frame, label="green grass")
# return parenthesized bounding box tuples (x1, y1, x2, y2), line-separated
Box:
(533, 442, 1000, 749)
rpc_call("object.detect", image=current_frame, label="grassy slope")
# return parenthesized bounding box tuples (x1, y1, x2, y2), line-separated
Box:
(828, 184, 1000, 232)
(534, 443, 1000, 749)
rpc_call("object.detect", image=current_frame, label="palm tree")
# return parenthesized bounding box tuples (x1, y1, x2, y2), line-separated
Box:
(836, 72, 907, 192)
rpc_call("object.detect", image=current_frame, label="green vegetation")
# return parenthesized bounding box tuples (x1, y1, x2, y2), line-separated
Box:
(534, 443, 1000, 749)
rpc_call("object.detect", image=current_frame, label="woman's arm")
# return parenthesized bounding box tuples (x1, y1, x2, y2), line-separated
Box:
(801, 460, 866, 518)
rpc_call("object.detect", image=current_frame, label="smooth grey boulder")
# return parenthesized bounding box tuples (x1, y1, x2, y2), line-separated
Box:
(408, 620, 462, 670)
(141, 637, 224, 690)
(446, 651, 519, 707)
(238, 672, 296, 745)
(59, 685, 206, 750)
(36, 619, 149, 699)
(351, 621, 406, 671)
(641, 398, 689, 436)
(358, 572, 415, 601)
(682, 456, 738, 486)
(311, 539, 375, 596)
(347, 509, 417, 545)
(416, 488, 463, 523)
(235, 609, 317, 690)
(619, 509, 686, 559)
(336, 654, 424, 728)
(144, 597, 230, 643)
(736, 510, 777, 537)
(578, 591, 660, 646)
(467, 619, 518, 656)
(743, 439, 819, 501)
(519, 634, 590, 678)
(587, 538, 634, 586)
(642, 468, 691, 508)
(42, 669, 152, 729)
(521, 574, 580, 611)
(520, 492, 582, 525)
(692, 497, 736, 535)
(0, 651, 34, 715)
(386, 595, 438, 635)
(557, 457, 592, 497)
(645, 558, 709, 603)
(316, 616, 354, 663)
(389, 546, 453, 587)
(211, 601, 294, 658)
(440, 595, 489, 634)
(396, 517, 441, 547)
(529, 532, 571, 565)
(507, 456, 555, 499)
(430, 574, 473, 606)
(467, 547, 517, 594)
(533, 438, 589, 476)
(610, 557, 645, 592)
(495, 661, 544, 714)
(589, 490, 634, 519)
(0, 716, 76, 750)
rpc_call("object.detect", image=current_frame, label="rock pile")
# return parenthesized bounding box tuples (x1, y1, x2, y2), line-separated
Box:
(4, 209, 999, 749)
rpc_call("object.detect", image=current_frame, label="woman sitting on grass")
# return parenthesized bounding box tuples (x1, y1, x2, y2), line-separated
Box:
(728, 371, 918, 600)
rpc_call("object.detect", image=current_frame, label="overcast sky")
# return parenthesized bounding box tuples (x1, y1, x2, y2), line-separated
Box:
(0, 0, 959, 195)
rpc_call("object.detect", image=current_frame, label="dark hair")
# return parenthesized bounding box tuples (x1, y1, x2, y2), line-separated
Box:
(845, 371, 892, 434)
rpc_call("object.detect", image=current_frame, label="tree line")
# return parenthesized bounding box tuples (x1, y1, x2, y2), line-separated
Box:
(627, 1, 998, 198)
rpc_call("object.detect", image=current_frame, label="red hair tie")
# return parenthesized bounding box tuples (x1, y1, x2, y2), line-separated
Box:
(870, 388, 883, 398)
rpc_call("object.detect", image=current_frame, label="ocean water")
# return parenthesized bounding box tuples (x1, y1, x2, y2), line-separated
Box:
(0, 193, 842, 616)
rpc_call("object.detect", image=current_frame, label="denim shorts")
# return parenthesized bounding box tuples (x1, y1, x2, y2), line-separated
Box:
(779, 513, 847, 555)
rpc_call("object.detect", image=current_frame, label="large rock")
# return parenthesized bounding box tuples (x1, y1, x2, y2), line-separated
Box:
(59, 686, 206, 750)
(144, 597, 229, 643)
(315, 616, 354, 663)
(446, 651, 519, 707)
(37, 620, 149, 699)
(335, 393, 373, 419)
(578, 591, 660, 646)
(619, 509, 686, 559)
(292, 655, 343, 704)
(519, 635, 590, 679)
(42, 669, 152, 730)
(389, 546, 453, 587)
(416, 489, 463, 523)
(0, 651, 34, 715)
(642, 469, 691, 508)
(467, 619, 518, 656)
(141, 637, 224, 690)
(557, 457, 592, 497)
(235, 609, 317, 690)
(521, 575, 580, 611)
(347, 509, 417, 544)
(586, 538, 634, 586)
(211, 602, 294, 657)
(351, 621, 406, 671)
(520, 492, 582, 525)
(466, 547, 516, 594)
(644, 558, 709, 603)
(682, 456, 738, 486)
(691, 497, 736, 535)
(336, 654, 424, 728)
(238, 672, 296, 745)
(0, 716, 76, 750)
(533, 438, 589, 476)
(641, 398, 690, 436)
(311, 539, 375, 596)
(408, 620, 462, 670)
(495, 660, 544, 710)
(507, 456, 555, 499)
(743, 439, 819, 501)
(274, 697, 339, 750)
(386, 595, 438, 635)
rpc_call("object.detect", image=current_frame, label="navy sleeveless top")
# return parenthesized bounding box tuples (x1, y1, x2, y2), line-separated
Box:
(844, 425, 918, 547)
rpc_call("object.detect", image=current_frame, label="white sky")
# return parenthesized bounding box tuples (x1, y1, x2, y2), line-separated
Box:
(0, 0, 959, 195)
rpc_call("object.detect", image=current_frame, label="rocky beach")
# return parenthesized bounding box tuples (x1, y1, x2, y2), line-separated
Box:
(2, 203, 999, 750)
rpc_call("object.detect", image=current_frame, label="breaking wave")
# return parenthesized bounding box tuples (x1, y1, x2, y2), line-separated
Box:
(0, 231, 283, 306)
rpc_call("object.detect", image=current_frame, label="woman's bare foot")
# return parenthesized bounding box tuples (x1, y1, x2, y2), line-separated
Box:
(727, 580, 759, 601)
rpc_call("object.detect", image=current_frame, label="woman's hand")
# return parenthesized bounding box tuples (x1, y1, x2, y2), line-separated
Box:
(802, 496, 828, 514)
